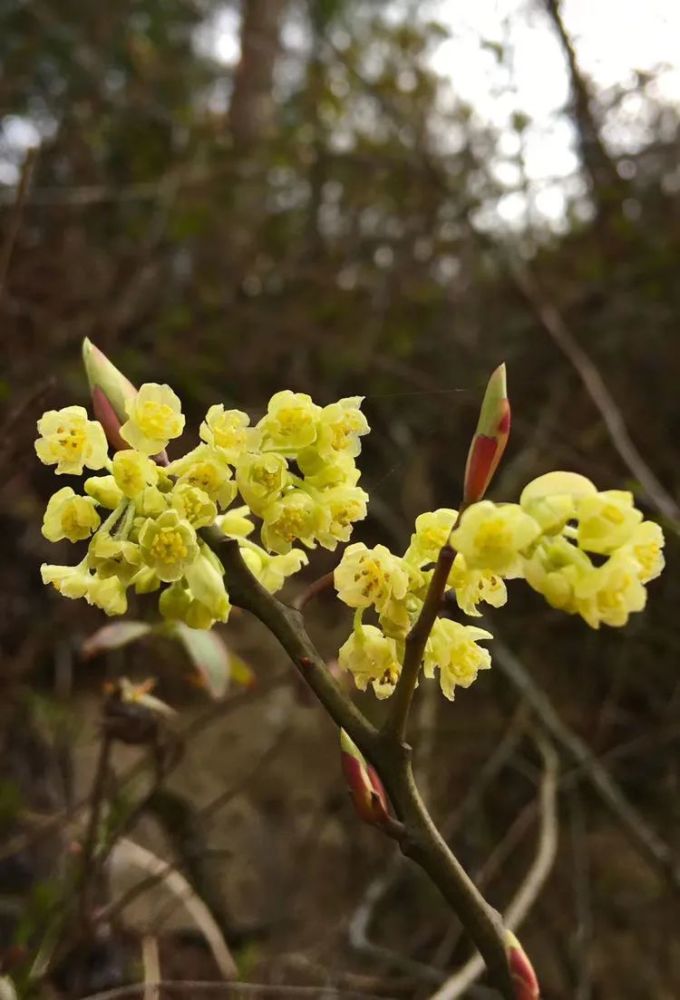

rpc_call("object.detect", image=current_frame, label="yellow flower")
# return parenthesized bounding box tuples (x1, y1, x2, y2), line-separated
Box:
(522, 536, 592, 613)
(623, 520, 665, 583)
(520, 472, 591, 535)
(258, 390, 320, 452)
(261, 489, 328, 553)
(574, 550, 647, 629)
(215, 505, 255, 539)
(35, 406, 108, 475)
(338, 624, 401, 699)
(576, 490, 642, 555)
(42, 487, 101, 542)
(168, 445, 236, 509)
(112, 449, 159, 498)
(41, 562, 91, 599)
(424, 620, 492, 700)
(313, 485, 369, 550)
(297, 449, 361, 489)
(170, 483, 217, 528)
(334, 542, 409, 615)
(136, 485, 168, 517)
(404, 508, 458, 568)
(316, 397, 369, 459)
(184, 550, 231, 622)
(449, 553, 507, 617)
(88, 532, 141, 584)
(120, 383, 185, 455)
(87, 575, 128, 616)
(240, 542, 308, 593)
(131, 567, 160, 594)
(85, 475, 124, 510)
(200, 405, 254, 462)
(235, 451, 288, 514)
(160, 582, 206, 629)
(138, 509, 199, 582)
(450, 501, 541, 577)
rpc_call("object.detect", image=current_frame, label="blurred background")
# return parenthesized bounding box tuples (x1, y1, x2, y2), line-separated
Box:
(1, 0, 680, 997)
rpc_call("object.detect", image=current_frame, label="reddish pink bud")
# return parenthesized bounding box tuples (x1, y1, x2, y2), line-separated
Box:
(506, 931, 540, 999)
(82, 337, 168, 463)
(340, 730, 391, 827)
(463, 363, 511, 505)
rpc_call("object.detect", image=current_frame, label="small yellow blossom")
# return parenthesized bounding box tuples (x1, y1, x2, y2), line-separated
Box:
(131, 566, 160, 594)
(85, 475, 124, 510)
(297, 449, 362, 489)
(41, 562, 91, 599)
(235, 451, 288, 514)
(334, 542, 410, 615)
(623, 520, 665, 583)
(184, 551, 231, 623)
(170, 483, 217, 528)
(120, 383, 185, 455)
(316, 397, 369, 459)
(200, 405, 254, 461)
(112, 449, 159, 498)
(138, 509, 199, 582)
(574, 550, 647, 629)
(338, 624, 401, 699)
(261, 489, 328, 553)
(216, 505, 254, 539)
(42, 487, 101, 542)
(424, 619, 492, 700)
(87, 532, 141, 584)
(449, 553, 507, 617)
(240, 543, 308, 593)
(520, 471, 597, 533)
(35, 406, 108, 475)
(404, 508, 458, 568)
(522, 537, 592, 613)
(576, 490, 642, 555)
(450, 501, 541, 577)
(159, 582, 217, 630)
(88, 575, 128, 616)
(316, 485, 369, 550)
(136, 485, 168, 517)
(168, 445, 236, 509)
(258, 390, 320, 452)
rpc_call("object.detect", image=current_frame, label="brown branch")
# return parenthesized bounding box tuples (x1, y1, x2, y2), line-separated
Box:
(293, 569, 335, 611)
(382, 542, 456, 743)
(200, 529, 515, 999)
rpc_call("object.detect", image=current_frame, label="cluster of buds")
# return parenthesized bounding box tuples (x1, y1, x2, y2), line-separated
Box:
(333, 372, 665, 702)
(36, 340, 370, 629)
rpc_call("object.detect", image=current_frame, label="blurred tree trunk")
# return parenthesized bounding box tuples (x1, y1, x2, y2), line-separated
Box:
(543, 0, 628, 219)
(229, 0, 288, 149)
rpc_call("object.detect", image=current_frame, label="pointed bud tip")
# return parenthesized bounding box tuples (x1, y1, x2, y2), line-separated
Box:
(505, 931, 540, 1000)
(463, 363, 511, 503)
(340, 730, 391, 827)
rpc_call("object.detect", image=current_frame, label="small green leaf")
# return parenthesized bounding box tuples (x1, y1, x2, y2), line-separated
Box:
(81, 621, 153, 660)
(172, 623, 230, 699)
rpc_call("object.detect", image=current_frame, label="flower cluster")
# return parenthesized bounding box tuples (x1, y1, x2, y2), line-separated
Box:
(334, 471, 664, 701)
(36, 382, 369, 629)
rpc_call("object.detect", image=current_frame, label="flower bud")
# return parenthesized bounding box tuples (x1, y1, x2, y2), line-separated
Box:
(82, 338, 168, 463)
(463, 363, 511, 506)
(340, 730, 391, 827)
(505, 930, 540, 1000)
